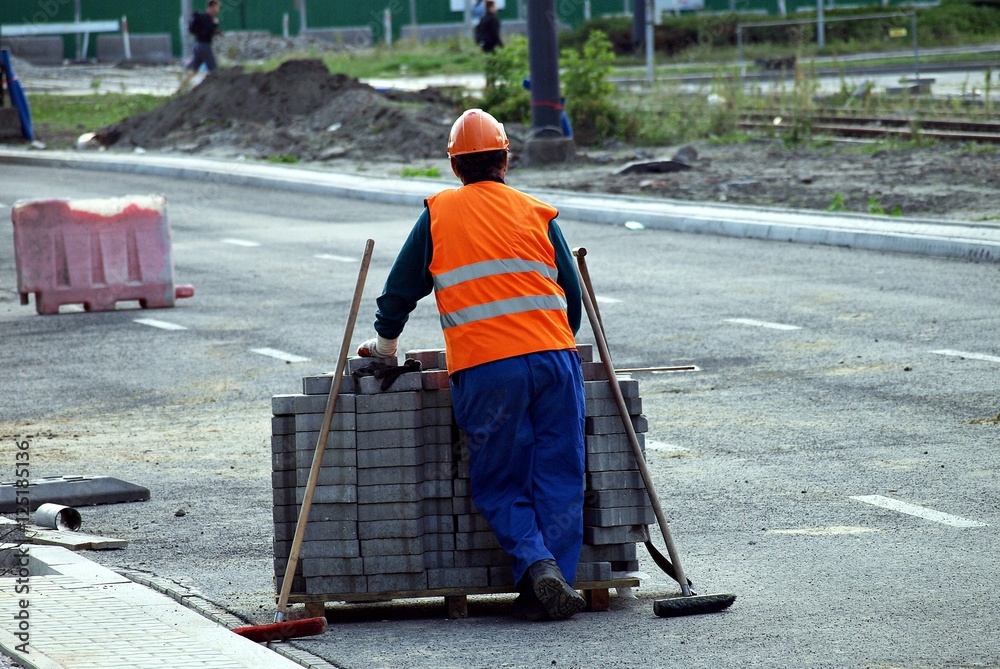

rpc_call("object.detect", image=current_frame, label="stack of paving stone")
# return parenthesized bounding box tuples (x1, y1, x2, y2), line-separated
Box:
(271, 345, 654, 599)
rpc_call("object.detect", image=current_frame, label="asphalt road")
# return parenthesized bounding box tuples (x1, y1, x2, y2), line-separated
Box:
(1, 165, 999, 669)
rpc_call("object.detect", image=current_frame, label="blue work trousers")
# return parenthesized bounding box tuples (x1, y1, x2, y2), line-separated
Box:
(450, 349, 586, 585)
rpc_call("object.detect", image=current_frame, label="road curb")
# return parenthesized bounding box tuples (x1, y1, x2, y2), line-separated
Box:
(2, 148, 997, 263)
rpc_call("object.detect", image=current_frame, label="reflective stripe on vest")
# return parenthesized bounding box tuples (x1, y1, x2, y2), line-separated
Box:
(439, 293, 568, 330)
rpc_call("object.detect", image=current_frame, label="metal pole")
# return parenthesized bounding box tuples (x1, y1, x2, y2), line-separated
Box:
(912, 11, 919, 82)
(181, 0, 193, 61)
(299, 0, 308, 34)
(384, 8, 392, 46)
(410, 0, 418, 41)
(75, 0, 83, 61)
(585, 1, 592, 21)
(645, 0, 655, 84)
(737, 24, 744, 80)
(817, 0, 825, 51)
(527, 0, 562, 132)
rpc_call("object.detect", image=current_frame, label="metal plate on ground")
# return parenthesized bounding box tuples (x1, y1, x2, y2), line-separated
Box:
(0, 475, 150, 513)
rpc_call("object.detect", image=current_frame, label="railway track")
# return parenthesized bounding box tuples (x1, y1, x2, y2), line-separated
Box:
(739, 112, 1000, 143)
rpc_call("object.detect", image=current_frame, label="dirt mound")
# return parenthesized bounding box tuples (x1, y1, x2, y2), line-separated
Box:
(102, 59, 458, 161)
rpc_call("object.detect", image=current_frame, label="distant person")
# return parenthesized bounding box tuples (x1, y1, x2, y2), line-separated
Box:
(476, 1, 503, 54)
(178, 0, 221, 93)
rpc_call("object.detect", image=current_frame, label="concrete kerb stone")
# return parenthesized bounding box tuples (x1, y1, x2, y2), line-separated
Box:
(1, 149, 997, 263)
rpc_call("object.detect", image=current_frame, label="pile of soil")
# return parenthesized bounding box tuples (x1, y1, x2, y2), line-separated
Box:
(101, 59, 459, 161)
(92, 59, 998, 222)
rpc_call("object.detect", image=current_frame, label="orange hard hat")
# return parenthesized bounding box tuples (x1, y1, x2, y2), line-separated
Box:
(447, 109, 509, 157)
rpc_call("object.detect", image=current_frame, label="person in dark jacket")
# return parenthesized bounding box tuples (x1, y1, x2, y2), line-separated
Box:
(476, 1, 503, 53)
(178, 0, 221, 93)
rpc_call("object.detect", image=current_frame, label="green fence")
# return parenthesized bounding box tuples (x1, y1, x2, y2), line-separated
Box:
(1, 0, 911, 58)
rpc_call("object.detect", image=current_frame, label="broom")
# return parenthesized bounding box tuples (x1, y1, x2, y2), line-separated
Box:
(234, 239, 375, 643)
(573, 247, 736, 618)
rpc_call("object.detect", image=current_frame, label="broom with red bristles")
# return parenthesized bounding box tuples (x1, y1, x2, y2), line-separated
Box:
(234, 239, 375, 643)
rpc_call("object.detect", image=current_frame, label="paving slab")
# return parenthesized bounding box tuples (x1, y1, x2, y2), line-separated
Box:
(0, 545, 304, 669)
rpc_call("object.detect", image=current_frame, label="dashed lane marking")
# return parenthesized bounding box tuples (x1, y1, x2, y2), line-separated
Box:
(851, 495, 987, 528)
(134, 318, 187, 331)
(725, 318, 802, 331)
(595, 295, 622, 304)
(770, 526, 878, 536)
(221, 238, 261, 247)
(645, 440, 690, 454)
(931, 349, 1000, 364)
(315, 253, 358, 262)
(251, 347, 310, 363)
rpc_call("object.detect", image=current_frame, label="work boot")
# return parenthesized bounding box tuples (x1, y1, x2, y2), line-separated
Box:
(510, 592, 548, 622)
(527, 559, 586, 621)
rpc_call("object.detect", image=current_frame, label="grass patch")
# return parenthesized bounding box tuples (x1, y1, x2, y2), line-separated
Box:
(266, 154, 300, 164)
(401, 166, 441, 178)
(29, 93, 166, 146)
(252, 39, 486, 79)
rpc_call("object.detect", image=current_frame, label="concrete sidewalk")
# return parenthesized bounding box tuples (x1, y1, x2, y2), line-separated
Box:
(0, 546, 327, 669)
(1, 148, 997, 263)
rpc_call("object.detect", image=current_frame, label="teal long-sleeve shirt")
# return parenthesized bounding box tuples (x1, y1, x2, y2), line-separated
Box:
(372, 207, 582, 341)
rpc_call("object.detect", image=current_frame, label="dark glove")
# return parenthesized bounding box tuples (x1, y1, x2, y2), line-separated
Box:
(351, 358, 422, 391)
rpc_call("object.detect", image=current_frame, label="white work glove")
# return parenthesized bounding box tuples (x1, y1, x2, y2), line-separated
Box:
(357, 335, 398, 358)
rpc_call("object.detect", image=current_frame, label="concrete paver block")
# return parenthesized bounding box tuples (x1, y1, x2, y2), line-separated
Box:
(355, 391, 422, 413)
(403, 349, 443, 369)
(301, 556, 364, 578)
(358, 518, 422, 540)
(583, 506, 656, 527)
(422, 533, 457, 552)
(358, 482, 423, 504)
(423, 550, 456, 569)
(356, 409, 421, 431)
(584, 378, 639, 400)
(421, 370, 450, 390)
(583, 524, 650, 545)
(585, 397, 643, 417)
(294, 443, 357, 469)
(586, 450, 641, 472)
(357, 446, 424, 470)
(574, 561, 613, 582)
(305, 574, 368, 595)
(294, 485, 357, 505)
(422, 515, 456, 534)
(367, 572, 427, 592)
(584, 488, 651, 509)
(579, 542, 638, 562)
(585, 414, 648, 435)
(299, 539, 361, 559)
(586, 470, 646, 491)
(427, 567, 489, 589)
(358, 501, 422, 522)
(586, 433, 645, 455)
(302, 373, 357, 396)
(489, 565, 515, 586)
(361, 536, 423, 556)
(358, 371, 422, 394)
(455, 530, 502, 551)
(295, 411, 356, 432)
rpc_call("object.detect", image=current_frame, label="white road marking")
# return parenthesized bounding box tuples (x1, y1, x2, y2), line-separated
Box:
(595, 295, 622, 304)
(725, 318, 802, 331)
(931, 349, 1000, 364)
(221, 238, 261, 247)
(134, 318, 187, 331)
(645, 440, 690, 453)
(315, 253, 358, 262)
(251, 347, 310, 363)
(851, 495, 987, 528)
(770, 526, 877, 536)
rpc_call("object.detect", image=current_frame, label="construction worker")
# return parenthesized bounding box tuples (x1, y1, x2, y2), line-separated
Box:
(358, 108, 587, 621)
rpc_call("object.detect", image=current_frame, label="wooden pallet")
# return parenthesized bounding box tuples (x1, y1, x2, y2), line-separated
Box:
(287, 578, 640, 620)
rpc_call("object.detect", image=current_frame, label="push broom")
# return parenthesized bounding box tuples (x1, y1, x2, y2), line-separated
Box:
(234, 239, 375, 643)
(573, 247, 736, 617)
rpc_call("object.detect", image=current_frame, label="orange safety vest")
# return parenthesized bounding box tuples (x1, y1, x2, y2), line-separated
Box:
(426, 181, 576, 374)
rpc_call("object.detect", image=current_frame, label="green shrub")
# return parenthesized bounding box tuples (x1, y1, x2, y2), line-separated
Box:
(562, 31, 637, 145)
(480, 35, 531, 124)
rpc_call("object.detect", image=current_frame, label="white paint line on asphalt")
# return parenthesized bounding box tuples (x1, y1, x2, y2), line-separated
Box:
(221, 238, 261, 247)
(770, 526, 878, 536)
(595, 295, 622, 304)
(646, 440, 690, 453)
(931, 349, 1000, 364)
(851, 495, 988, 528)
(725, 318, 802, 331)
(134, 318, 187, 331)
(251, 347, 311, 363)
(315, 253, 358, 262)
